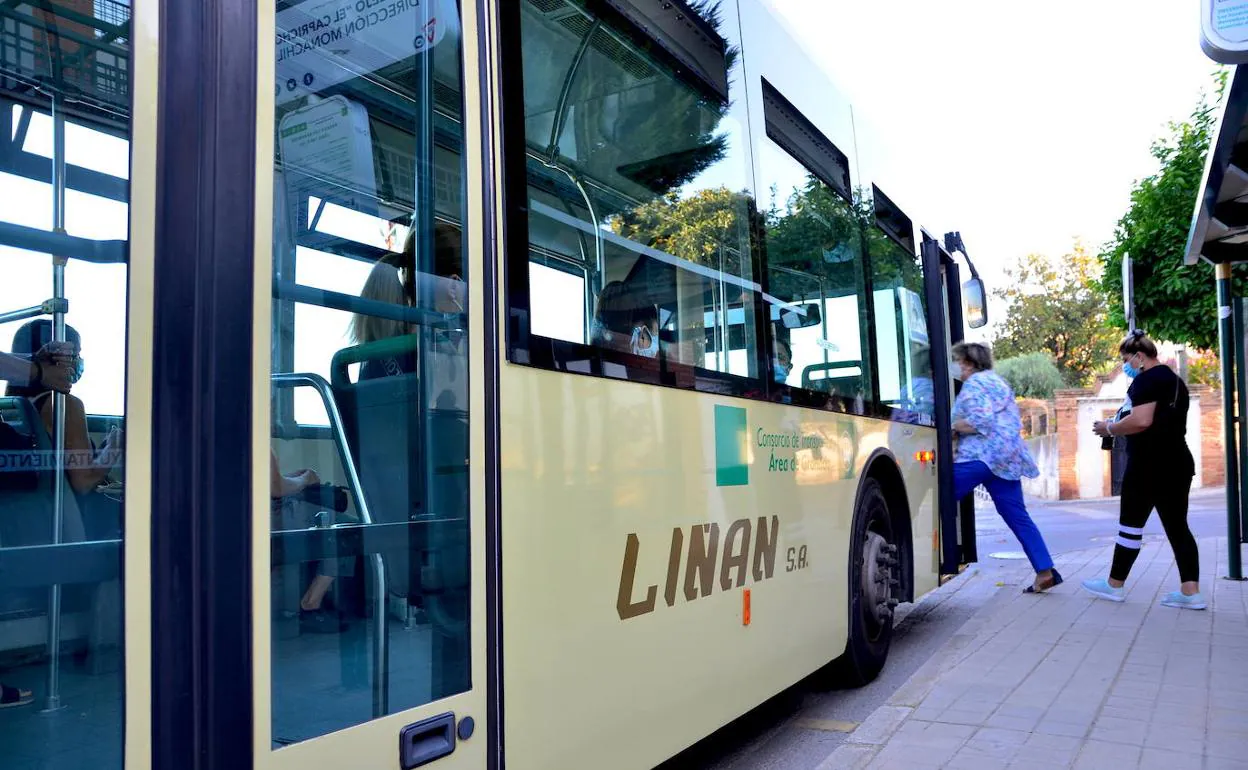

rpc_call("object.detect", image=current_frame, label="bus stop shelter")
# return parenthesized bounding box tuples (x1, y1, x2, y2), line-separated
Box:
(1185, 62, 1248, 580)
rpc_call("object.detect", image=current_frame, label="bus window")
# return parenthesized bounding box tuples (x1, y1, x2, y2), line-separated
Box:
(757, 82, 870, 410)
(513, 0, 761, 382)
(269, 0, 470, 746)
(868, 188, 934, 423)
(0, 2, 130, 766)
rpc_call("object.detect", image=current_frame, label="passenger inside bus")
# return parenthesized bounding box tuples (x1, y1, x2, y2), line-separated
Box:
(590, 280, 661, 359)
(774, 338, 792, 384)
(269, 450, 359, 634)
(0, 326, 110, 709)
(0, 347, 73, 710)
(6, 320, 123, 495)
(351, 220, 465, 379)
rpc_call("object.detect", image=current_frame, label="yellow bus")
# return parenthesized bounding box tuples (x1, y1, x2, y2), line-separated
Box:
(0, 0, 986, 768)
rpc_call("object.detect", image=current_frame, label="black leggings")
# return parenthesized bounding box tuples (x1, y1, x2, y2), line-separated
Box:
(1110, 466, 1199, 583)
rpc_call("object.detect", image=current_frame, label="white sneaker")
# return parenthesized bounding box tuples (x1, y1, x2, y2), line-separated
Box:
(1160, 590, 1207, 610)
(1081, 577, 1125, 603)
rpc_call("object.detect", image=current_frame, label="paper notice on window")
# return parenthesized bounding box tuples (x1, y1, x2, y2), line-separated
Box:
(275, 0, 458, 106)
(278, 95, 377, 218)
(1215, 0, 1248, 42)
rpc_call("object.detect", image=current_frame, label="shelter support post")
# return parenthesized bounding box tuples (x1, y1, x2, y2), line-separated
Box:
(1218, 263, 1243, 579)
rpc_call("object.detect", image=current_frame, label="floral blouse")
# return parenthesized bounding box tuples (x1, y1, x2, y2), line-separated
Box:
(952, 370, 1039, 481)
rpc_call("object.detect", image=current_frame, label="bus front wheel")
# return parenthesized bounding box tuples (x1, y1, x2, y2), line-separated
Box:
(829, 477, 899, 687)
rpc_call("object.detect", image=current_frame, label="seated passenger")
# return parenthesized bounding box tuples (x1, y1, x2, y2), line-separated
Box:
(0, 341, 79, 709)
(773, 339, 792, 384)
(270, 449, 354, 633)
(351, 220, 465, 380)
(6, 321, 122, 494)
(591, 281, 660, 358)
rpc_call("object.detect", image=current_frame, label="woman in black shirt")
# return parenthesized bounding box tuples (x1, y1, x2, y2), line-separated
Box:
(1085, 332, 1203, 609)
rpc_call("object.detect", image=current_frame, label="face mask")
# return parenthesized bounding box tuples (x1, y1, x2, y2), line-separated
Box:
(773, 360, 789, 383)
(1122, 356, 1139, 379)
(69, 356, 84, 384)
(630, 326, 658, 358)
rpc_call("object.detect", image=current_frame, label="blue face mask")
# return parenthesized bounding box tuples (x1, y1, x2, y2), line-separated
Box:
(1122, 357, 1139, 379)
(773, 360, 789, 383)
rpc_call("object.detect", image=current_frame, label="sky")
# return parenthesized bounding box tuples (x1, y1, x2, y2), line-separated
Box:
(0, 2, 1224, 418)
(772, 0, 1222, 335)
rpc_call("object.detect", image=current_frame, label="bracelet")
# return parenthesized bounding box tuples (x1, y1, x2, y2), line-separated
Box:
(1106, 422, 1114, 437)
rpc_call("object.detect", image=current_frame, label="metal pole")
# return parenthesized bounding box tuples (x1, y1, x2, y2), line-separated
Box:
(43, 91, 68, 712)
(1217, 264, 1243, 579)
(1236, 297, 1248, 544)
(269, 374, 388, 715)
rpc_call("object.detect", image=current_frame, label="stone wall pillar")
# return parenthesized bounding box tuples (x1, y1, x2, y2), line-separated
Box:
(1191, 384, 1226, 488)
(1055, 389, 1090, 500)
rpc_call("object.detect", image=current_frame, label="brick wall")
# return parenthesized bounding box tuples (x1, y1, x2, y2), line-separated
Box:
(1192, 385, 1226, 487)
(1055, 388, 1091, 500)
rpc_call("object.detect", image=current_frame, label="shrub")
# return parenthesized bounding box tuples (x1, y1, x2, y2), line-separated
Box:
(996, 353, 1064, 400)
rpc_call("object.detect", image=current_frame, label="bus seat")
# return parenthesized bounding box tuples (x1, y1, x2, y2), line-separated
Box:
(802, 361, 864, 397)
(329, 336, 471, 629)
(330, 337, 426, 602)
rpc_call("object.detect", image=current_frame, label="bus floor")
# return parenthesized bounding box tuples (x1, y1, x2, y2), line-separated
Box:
(0, 614, 436, 768)
(272, 611, 436, 746)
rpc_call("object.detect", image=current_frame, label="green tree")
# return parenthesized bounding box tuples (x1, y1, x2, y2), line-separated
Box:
(996, 353, 1065, 400)
(610, 187, 757, 268)
(1099, 70, 1248, 350)
(992, 244, 1118, 387)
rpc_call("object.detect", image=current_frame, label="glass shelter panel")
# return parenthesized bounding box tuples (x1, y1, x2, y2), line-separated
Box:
(513, 0, 763, 383)
(269, 0, 470, 747)
(0, 1, 132, 768)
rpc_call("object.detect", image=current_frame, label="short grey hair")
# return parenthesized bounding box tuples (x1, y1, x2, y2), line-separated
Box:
(952, 341, 993, 372)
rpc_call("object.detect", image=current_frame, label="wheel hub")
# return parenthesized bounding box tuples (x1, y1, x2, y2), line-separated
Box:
(861, 531, 900, 626)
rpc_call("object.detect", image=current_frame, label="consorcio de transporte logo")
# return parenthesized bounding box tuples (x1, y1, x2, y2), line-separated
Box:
(714, 404, 749, 487)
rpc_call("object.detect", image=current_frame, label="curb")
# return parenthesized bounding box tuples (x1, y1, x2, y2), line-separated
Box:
(813, 560, 1034, 769)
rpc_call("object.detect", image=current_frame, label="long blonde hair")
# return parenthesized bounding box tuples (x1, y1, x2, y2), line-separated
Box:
(350, 258, 409, 344)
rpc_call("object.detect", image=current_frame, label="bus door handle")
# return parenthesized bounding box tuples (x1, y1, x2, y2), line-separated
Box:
(400, 712, 456, 768)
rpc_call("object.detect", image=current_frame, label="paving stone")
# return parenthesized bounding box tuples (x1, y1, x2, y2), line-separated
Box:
(814, 743, 876, 770)
(832, 538, 1244, 770)
(1073, 738, 1141, 769)
(1138, 746, 1203, 770)
(844, 706, 912, 746)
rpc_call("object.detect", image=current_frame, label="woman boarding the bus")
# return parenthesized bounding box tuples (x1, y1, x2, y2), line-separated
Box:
(1085, 331, 1204, 609)
(951, 342, 1062, 593)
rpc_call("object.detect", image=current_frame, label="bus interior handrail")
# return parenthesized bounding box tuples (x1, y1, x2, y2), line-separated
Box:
(270, 371, 388, 717)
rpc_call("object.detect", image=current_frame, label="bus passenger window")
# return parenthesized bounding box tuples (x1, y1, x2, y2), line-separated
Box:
(757, 83, 871, 410)
(269, 0, 470, 746)
(513, 0, 761, 383)
(0, 2, 130, 765)
(868, 188, 934, 423)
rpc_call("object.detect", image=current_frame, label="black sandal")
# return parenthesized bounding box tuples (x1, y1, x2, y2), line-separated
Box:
(0, 683, 33, 708)
(1023, 568, 1063, 594)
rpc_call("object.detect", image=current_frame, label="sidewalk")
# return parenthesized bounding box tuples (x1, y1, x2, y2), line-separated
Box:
(821, 538, 1248, 770)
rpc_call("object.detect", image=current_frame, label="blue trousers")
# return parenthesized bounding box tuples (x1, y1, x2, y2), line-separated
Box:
(954, 461, 1054, 573)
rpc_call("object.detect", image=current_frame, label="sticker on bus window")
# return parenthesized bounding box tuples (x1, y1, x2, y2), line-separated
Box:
(275, 0, 459, 106)
(1202, 0, 1248, 62)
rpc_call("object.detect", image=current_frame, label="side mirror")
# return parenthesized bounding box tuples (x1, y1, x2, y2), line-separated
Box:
(963, 277, 988, 329)
(774, 302, 821, 329)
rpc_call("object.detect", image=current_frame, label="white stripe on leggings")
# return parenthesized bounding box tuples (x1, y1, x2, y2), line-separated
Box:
(1116, 536, 1143, 550)
(1119, 525, 1145, 536)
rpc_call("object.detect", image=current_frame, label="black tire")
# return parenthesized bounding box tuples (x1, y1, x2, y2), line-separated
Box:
(827, 477, 898, 687)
